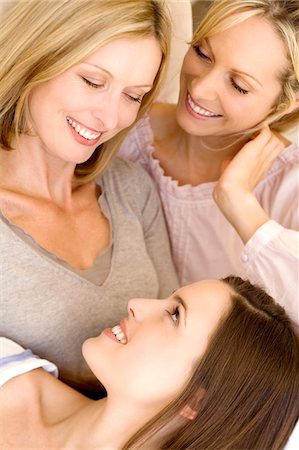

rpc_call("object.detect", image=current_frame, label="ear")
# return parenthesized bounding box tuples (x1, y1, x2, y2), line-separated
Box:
(179, 404, 198, 420)
(179, 388, 205, 421)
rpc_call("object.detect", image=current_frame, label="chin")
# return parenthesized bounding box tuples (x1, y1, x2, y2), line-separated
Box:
(82, 336, 106, 378)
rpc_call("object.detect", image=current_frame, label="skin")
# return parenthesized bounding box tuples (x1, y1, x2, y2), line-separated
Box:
(0, 280, 232, 449)
(150, 16, 298, 244)
(0, 37, 162, 268)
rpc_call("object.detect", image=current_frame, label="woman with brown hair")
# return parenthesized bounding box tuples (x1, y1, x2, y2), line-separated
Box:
(1, 276, 298, 448)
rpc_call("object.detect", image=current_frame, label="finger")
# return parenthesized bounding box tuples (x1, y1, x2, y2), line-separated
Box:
(258, 137, 285, 167)
(257, 126, 272, 144)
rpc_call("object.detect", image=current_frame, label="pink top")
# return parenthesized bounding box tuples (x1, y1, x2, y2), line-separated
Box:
(119, 115, 299, 323)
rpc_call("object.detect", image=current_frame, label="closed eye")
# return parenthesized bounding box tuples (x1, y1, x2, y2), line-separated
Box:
(230, 78, 249, 95)
(193, 45, 211, 62)
(125, 94, 142, 104)
(81, 77, 104, 89)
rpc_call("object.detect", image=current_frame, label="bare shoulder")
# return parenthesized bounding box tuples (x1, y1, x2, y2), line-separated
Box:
(0, 368, 90, 447)
(149, 103, 178, 140)
(0, 369, 45, 445)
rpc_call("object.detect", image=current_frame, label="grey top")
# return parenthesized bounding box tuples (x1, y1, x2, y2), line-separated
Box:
(0, 158, 178, 396)
(0, 192, 113, 285)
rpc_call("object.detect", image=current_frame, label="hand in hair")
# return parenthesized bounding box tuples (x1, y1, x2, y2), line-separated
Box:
(213, 127, 285, 244)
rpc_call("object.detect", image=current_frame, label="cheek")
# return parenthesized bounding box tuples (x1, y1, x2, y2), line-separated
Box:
(224, 90, 277, 125)
(119, 342, 193, 404)
(118, 104, 140, 129)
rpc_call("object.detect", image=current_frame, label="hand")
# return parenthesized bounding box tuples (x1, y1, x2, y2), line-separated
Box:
(213, 127, 285, 244)
(215, 127, 284, 196)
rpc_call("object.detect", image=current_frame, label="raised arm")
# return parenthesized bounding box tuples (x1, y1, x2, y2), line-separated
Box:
(213, 128, 298, 322)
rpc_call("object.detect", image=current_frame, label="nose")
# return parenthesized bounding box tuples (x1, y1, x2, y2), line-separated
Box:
(92, 93, 120, 131)
(191, 68, 219, 101)
(127, 298, 159, 322)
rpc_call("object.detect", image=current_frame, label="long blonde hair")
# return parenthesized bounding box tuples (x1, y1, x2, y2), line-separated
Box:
(0, 0, 171, 182)
(191, 0, 299, 133)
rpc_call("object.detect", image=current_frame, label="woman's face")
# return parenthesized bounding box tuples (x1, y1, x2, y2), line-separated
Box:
(27, 37, 162, 164)
(83, 280, 231, 409)
(176, 16, 288, 138)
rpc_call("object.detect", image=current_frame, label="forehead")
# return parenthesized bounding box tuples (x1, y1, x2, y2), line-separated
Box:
(207, 16, 288, 84)
(82, 36, 162, 85)
(178, 280, 232, 328)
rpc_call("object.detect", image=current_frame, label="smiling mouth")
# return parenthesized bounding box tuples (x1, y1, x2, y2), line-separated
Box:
(111, 324, 127, 344)
(66, 116, 102, 141)
(187, 94, 222, 118)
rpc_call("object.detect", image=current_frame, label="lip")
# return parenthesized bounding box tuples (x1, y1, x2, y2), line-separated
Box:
(103, 319, 128, 345)
(119, 319, 128, 341)
(185, 92, 222, 121)
(66, 116, 103, 147)
(67, 116, 102, 134)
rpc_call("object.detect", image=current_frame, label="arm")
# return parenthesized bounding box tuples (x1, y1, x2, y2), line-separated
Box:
(242, 221, 299, 324)
(213, 128, 284, 244)
(213, 128, 299, 322)
(140, 175, 179, 297)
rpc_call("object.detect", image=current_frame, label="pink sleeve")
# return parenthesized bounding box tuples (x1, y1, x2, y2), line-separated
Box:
(242, 220, 299, 324)
(118, 115, 151, 165)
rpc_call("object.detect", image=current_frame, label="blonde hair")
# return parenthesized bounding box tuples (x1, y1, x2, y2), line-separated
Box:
(191, 0, 299, 133)
(0, 0, 171, 182)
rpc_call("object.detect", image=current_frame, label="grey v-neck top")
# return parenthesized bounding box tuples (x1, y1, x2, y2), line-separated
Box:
(0, 158, 178, 397)
(0, 191, 112, 285)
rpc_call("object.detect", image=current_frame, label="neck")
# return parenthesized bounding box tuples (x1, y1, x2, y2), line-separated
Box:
(0, 134, 77, 206)
(61, 397, 158, 449)
(178, 129, 250, 163)
(199, 133, 249, 155)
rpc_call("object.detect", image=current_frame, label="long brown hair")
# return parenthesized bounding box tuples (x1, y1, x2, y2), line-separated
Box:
(124, 276, 299, 449)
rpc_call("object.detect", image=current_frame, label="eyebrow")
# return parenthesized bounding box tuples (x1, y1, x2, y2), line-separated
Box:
(84, 63, 154, 89)
(173, 294, 188, 326)
(205, 38, 263, 88)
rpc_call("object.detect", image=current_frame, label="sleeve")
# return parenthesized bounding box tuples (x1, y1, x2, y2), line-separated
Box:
(285, 420, 299, 450)
(139, 174, 179, 298)
(240, 150, 299, 324)
(0, 337, 58, 387)
(118, 116, 150, 167)
(241, 221, 299, 324)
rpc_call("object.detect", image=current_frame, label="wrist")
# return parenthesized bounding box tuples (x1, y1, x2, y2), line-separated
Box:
(213, 189, 270, 244)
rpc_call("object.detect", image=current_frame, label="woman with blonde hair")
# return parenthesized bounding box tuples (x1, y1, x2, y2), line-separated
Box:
(1, 276, 298, 448)
(119, 0, 299, 324)
(0, 0, 178, 398)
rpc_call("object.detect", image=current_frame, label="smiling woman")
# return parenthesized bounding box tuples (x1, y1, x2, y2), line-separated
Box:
(27, 36, 162, 165)
(0, 0, 178, 398)
(1, 276, 298, 449)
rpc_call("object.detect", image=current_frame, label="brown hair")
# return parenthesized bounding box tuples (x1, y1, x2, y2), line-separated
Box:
(191, 0, 299, 133)
(0, 0, 170, 183)
(124, 276, 299, 449)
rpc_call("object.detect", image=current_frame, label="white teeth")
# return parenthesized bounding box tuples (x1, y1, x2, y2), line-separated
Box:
(187, 95, 220, 117)
(66, 117, 101, 140)
(112, 325, 127, 344)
